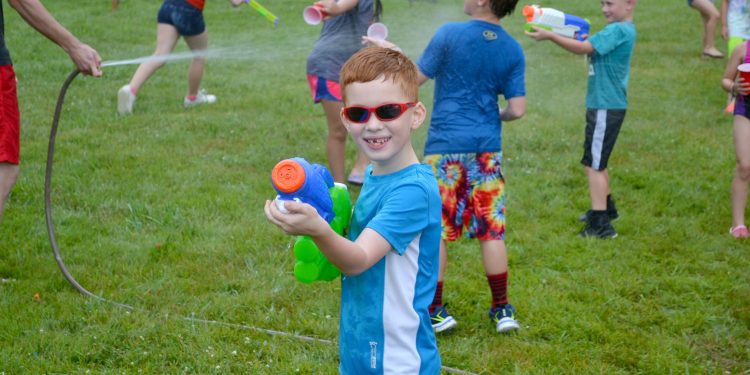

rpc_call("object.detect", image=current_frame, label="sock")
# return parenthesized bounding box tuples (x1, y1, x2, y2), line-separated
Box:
(130, 86, 137, 96)
(429, 281, 443, 312)
(487, 272, 508, 309)
(186, 95, 197, 101)
(606, 194, 614, 210)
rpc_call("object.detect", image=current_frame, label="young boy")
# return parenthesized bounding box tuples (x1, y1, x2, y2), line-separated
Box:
(526, 0, 637, 238)
(265, 47, 442, 374)
(366, 0, 526, 334)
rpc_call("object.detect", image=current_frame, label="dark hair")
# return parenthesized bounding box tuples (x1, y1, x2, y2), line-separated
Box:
(490, 0, 519, 19)
(373, 0, 383, 22)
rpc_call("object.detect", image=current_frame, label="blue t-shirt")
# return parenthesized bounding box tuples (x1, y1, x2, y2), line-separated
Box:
(340, 164, 442, 375)
(417, 20, 525, 155)
(586, 21, 636, 109)
(306, 0, 374, 82)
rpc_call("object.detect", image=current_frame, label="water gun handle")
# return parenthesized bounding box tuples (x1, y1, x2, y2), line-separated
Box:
(291, 183, 352, 283)
(245, 0, 280, 26)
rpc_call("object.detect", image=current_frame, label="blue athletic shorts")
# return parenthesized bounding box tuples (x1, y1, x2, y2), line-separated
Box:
(157, 0, 205, 37)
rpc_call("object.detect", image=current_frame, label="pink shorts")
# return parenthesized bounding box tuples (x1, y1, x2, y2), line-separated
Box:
(0, 65, 20, 164)
(306, 74, 342, 103)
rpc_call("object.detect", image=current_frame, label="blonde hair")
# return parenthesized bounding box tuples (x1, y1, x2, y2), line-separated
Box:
(340, 47, 419, 103)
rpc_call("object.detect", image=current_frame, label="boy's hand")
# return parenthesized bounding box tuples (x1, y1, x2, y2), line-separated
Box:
(264, 199, 329, 237)
(525, 26, 555, 41)
(361, 36, 402, 52)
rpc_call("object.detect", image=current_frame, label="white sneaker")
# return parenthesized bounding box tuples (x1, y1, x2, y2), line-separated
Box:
(117, 85, 136, 115)
(184, 89, 216, 108)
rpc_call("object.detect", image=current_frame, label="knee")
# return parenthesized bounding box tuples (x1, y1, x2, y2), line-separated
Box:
(736, 162, 750, 180)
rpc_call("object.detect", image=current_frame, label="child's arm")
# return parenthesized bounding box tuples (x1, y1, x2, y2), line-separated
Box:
(722, 42, 750, 96)
(500, 97, 525, 122)
(526, 26, 594, 55)
(361, 36, 430, 85)
(317, 0, 359, 18)
(264, 200, 391, 276)
(721, 0, 729, 40)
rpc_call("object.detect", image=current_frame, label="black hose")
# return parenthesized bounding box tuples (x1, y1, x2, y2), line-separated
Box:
(44, 69, 133, 310)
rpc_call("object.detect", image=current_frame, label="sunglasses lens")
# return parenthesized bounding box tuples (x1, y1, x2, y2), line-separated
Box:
(375, 104, 404, 120)
(345, 107, 369, 123)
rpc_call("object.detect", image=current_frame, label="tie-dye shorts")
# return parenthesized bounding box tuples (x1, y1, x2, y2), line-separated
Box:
(423, 152, 506, 241)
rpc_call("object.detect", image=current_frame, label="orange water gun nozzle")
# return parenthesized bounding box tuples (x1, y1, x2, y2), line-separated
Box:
(271, 159, 307, 193)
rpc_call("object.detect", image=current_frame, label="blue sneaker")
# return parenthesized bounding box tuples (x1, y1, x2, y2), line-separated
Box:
(429, 305, 457, 333)
(489, 304, 520, 333)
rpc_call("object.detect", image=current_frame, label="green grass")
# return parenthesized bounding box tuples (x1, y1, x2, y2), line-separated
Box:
(0, 0, 748, 373)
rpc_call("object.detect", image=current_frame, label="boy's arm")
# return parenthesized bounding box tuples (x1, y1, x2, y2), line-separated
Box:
(8, 0, 101, 76)
(318, 0, 358, 17)
(526, 26, 594, 55)
(264, 200, 391, 276)
(721, 0, 729, 40)
(500, 96, 525, 122)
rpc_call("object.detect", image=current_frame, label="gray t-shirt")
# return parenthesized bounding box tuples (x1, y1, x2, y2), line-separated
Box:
(306, 0, 374, 82)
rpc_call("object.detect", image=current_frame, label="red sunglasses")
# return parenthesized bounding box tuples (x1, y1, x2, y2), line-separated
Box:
(343, 102, 416, 123)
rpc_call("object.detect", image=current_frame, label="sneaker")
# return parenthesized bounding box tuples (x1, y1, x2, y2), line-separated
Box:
(184, 89, 216, 108)
(730, 225, 748, 238)
(580, 210, 617, 238)
(429, 305, 457, 333)
(579, 196, 619, 222)
(117, 85, 136, 115)
(489, 304, 520, 333)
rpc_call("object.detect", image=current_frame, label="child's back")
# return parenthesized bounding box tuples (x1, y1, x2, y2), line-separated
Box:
(419, 20, 525, 154)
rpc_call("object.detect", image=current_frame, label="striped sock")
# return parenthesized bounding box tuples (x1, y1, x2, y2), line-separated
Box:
(429, 281, 444, 312)
(487, 272, 508, 309)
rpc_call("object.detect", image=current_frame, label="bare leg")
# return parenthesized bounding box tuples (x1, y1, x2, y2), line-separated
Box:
(128, 24, 181, 93)
(321, 99, 347, 183)
(0, 163, 19, 221)
(437, 239, 447, 282)
(480, 239, 508, 276)
(732, 115, 750, 228)
(691, 0, 723, 56)
(349, 151, 369, 179)
(183, 30, 209, 97)
(586, 166, 609, 211)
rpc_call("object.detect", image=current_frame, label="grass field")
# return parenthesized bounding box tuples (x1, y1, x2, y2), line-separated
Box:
(0, 0, 748, 373)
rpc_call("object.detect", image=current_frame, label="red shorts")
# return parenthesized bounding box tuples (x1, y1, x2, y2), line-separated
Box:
(0, 65, 19, 164)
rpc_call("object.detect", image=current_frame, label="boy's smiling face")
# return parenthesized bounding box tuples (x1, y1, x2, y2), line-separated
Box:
(341, 76, 426, 175)
(601, 0, 634, 23)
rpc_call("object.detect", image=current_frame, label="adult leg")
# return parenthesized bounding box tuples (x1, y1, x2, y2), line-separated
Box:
(731, 116, 750, 228)
(128, 24, 181, 93)
(183, 31, 208, 97)
(321, 99, 347, 183)
(586, 166, 609, 211)
(0, 163, 19, 220)
(348, 151, 369, 182)
(692, 0, 723, 56)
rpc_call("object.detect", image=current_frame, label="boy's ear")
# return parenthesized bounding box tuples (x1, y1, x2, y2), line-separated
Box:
(340, 108, 351, 132)
(410, 102, 427, 130)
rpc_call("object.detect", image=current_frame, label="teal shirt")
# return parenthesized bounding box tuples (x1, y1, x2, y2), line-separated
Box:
(586, 21, 636, 109)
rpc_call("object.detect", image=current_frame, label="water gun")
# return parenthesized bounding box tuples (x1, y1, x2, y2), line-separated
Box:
(245, 0, 280, 26)
(271, 158, 353, 283)
(523, 5, 590, 41)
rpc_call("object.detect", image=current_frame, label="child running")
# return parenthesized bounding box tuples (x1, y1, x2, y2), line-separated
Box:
(117, 0, 243, 115)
